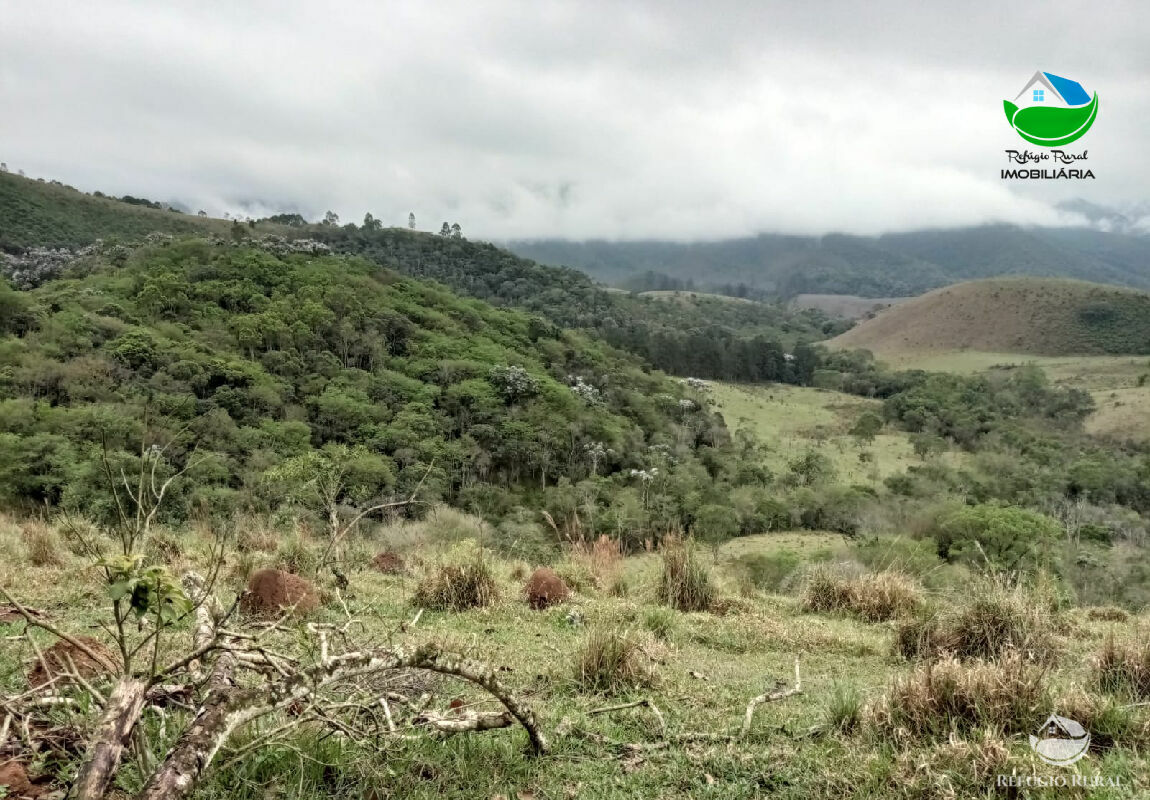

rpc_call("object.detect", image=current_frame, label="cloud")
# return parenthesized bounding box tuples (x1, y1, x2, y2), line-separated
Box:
(1, 0, 1145, 239)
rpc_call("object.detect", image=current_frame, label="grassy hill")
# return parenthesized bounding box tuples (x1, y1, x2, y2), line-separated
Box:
(0, 171, 236, 249)
(790, 293, 910, 320)
(829, 278, 1150, 359)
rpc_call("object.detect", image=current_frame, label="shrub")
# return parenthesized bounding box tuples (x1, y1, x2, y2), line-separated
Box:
(23, 521, 65, 567)
(1093, 632, 1150, 699)
(932, 503, 1061, 574)
(658, 537, 714, 612)
(412, 543, 499, 611)
(802, 567, 921, 622)
(574, 626, 653, 694)
(870, 652, 1048, 741)
(523, 567, 569, 610)
(894, 580, 1059, 663)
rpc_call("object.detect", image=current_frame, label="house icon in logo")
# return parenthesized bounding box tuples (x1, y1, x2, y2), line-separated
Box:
(1013, 71, 1092, 110)
(1029, 714, 1091, 766)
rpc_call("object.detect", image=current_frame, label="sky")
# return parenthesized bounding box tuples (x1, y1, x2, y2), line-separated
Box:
(1, 0, 1147, 240)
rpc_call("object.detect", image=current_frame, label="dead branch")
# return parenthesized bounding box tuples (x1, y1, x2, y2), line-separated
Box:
(587, 698, 667, 738)
(740, 657, 802, 738)
(73, 678, 147, 800)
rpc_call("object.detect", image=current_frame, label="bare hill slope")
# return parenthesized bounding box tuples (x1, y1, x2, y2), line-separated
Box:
(829, 278, 1150, 358)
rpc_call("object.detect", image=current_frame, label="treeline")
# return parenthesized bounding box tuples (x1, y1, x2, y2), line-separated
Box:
(315, 226, 846, 384)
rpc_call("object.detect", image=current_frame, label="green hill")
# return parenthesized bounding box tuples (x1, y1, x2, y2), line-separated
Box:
(829, 278, 1150, 358)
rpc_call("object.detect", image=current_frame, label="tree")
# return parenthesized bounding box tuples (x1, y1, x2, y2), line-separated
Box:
(322, 210, 340, 226)
(408, 211, 416, 230)
(197, 209, 207, 217)
(849, 411, 883, 444)
(439, 222, 451, 237)
(934, 503, 1061, 573)
(0, 161, 7, 172)
(363, 212, 382, 231)
(451, 222, 462, 239)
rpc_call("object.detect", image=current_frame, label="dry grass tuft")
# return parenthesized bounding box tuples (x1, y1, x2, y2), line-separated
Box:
(561, 536, 623, 592)
(574, 625, 654, 694)
(1086, 605, 1130, 623)
(1093, 631, 1150, 699)
(523, 567, 569, 610)
(412, 544, 499, 611)
(658, 536, 714, 612)
(870, 652, 1048, 741)
(23, 521, 66, 567)
(894, 581, 1059, 663)
(802, 566, 921, 622)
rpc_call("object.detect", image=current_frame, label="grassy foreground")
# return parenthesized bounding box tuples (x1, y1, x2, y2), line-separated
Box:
(2, 515, 1148, 799)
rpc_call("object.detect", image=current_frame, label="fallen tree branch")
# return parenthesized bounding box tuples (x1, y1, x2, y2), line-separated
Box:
(587, 698, 666, 738)
(740, 657, 802, 738)
(73, 678, 147, 800)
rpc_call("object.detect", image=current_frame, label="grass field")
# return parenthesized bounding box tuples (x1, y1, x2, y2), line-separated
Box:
(708, 382, 962, 486)
(2, 516, 1147, 799)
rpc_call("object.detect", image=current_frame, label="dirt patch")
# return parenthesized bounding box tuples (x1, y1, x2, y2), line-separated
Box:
(242, 568, 319, 616)
(372, 551, 406, 575)
(26, 635, 116, 689)
(524, 567, 569, 610)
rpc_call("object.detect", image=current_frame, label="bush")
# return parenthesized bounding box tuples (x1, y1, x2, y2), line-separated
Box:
(574, 626, 653, 694)
(658, 537, 714, 612)
(274, 536, 318, 576)
(802, 567, 921, 622)
(1086, 605, 1129, 623)
(894, 580, 1059, 663)
(870, 652, 1048, 741)
(523, 567, 569, 610)
(1093, 632, 1150, 699)
(558, 536, 622, 592)
(932, 503, 1061, 574)
(412, 543, 499, 611)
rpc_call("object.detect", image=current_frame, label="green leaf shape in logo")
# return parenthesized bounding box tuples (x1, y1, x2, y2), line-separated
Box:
(1004, 93, 1099, 147)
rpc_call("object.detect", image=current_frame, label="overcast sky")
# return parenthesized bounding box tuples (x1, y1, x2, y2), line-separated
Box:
(2, 1, 1146, 240)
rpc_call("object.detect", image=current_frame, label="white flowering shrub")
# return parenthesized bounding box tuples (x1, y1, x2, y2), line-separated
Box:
(488, 364, 540, 402)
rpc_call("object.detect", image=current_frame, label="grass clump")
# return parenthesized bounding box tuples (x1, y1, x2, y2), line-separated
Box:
(870, 652, 1048, 741)
(658, 537, 714, 612)
(826, 682, 863, 734)
(641, 607, 677, 641)
(1093, 631, 1150, 699)
(574, 625, 653, 694)
(1086, 605, 1130, 623)
(802, 566, 921, 622)
(412, 541, 499, 611)
(23, 520, 65, 567)
(895, 580, 1059, 663)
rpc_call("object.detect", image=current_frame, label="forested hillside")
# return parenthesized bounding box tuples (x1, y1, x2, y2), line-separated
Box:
(509, 224, 1150, 298)
(0, 172, 840, 383)
(0, 237, 768, 552)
